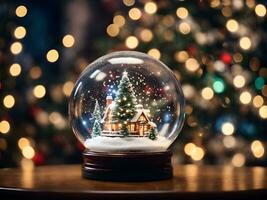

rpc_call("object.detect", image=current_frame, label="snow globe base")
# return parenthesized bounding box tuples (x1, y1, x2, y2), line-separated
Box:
(82, 150, 173, 181)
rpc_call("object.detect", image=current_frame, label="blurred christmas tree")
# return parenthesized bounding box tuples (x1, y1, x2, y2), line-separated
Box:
(0, 0, 267, 168)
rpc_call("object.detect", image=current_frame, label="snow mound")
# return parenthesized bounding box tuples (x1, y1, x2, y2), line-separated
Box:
(84, 136, 171, 152)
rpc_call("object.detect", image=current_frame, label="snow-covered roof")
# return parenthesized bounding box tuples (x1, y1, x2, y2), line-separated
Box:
(131, 109, 150, 122)
(101, 101, 115, 123)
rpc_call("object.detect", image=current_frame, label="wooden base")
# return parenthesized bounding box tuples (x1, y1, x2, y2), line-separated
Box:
(82, 150, 173, 181)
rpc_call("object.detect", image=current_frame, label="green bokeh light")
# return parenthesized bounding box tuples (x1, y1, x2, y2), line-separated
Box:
(213, 79, 225, 93)
(255, 77, 264, 90)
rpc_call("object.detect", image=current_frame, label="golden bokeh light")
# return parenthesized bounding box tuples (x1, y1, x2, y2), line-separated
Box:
(147, 48, 161, 59)
(113, 15, 125, 27)
(18, 137, 30, 150)
(125, 36, 139, 49)
(184, 143, 195, 156)
(46, 49, 59, 63)
(239, 91, 252, 104)
(226, 19, 239, 32)
(10, 42, 23, 55)
(185, 58, 199, 72)
(30, 66, 42, 79)
(0, 120, 10, 134)
(221, 122, 235, 135)
(123, 0, 135, 6)
(140, 29, 153, 42)
(62, 34, 75, 48)
(14, 26, 26, 39)
(259, 105, 267, 119)
(176, 7, 188, 19)
(191, 147, 205, 161)
(22, 145, 35, 159)
(179, 22, 191, 34)
(253, 95, 264, 108)
(201, 87, 214, 100)
(62, 81, 74, 96)
(233, 75, 245, 88)
(251, 140, 265, 158)
(9, 63, 22, 77)
(232, 153, 245, 167)
(255, 4, 266, 17)
(33, 85, 46, 99)
(15, 5, 27, 17)
(3, 95, 15, 109)
(106, 24, 119, 37)
(239, 37, 251, 50)
(144, 2, 157, 14)
(129, 8, 142, 20)
(175, 51, 189, 62)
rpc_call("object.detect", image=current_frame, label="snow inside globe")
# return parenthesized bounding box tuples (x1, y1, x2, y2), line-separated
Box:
(69, 51, 185, 152)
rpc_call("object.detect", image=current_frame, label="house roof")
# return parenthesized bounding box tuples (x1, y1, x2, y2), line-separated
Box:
(101, 101, 115, 123)
(130, 109, 150, 122)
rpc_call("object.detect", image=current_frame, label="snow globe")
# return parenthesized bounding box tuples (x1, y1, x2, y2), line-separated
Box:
(69, 51, 185, 181)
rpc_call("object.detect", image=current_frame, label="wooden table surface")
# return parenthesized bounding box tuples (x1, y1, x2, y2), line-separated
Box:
(0, 164, 267, 200)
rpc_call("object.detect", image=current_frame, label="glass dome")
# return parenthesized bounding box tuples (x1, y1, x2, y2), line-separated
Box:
(69, 51, 185, 152)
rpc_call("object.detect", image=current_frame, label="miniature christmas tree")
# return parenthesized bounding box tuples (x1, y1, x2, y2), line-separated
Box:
(112, 71, 137, 125)
(149, 127, 157, 140)
(92, 100, 102, 137)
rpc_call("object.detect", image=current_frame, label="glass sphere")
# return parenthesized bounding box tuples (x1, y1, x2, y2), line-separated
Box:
(69, 51, 185, 152)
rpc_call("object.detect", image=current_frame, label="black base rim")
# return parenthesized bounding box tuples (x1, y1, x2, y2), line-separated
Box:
(82, 150, 173, 181)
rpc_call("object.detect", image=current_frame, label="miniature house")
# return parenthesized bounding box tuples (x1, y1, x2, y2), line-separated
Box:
(101, 95, 156, 136)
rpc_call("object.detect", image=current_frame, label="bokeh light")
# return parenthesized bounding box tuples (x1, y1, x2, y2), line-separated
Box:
(33, 85, 46, 99)
(129, 8, 142, 20)
(10, 42, 22, 54)
(201, 87, 214, 100)
(144, 2, 157, 14)
(221, 122, 235, 135)
(213, 79, 225, 93)
(22, 145, 35, 159)
(0, 120, 10, 134)
(233, 75, 245, 88)
(14, 26, 26, 39)
(46, 49, 59, 62)
(259, 105, 267, 119)
(185, 58, 199, 72)
(15, 5, 27, 17)
(232, 153, 245, 167)
(253, 95, 264, 108)
(106, 24, 119, 37)
(125, 36, 139, 49)
(147, 48, 161, 59)
(18, 137, 30, 150)
(62, 34, 75, 48)
(226, 19, 239, 32)
(3, 95, 15, 108)
(239, 37, 251, 50)
(9, 63, 22, 77)
(255, 4, 266, 17)
(239, 91, 252, 104)
(251, 140, 264, 158)
(176, 7, 188, 19)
